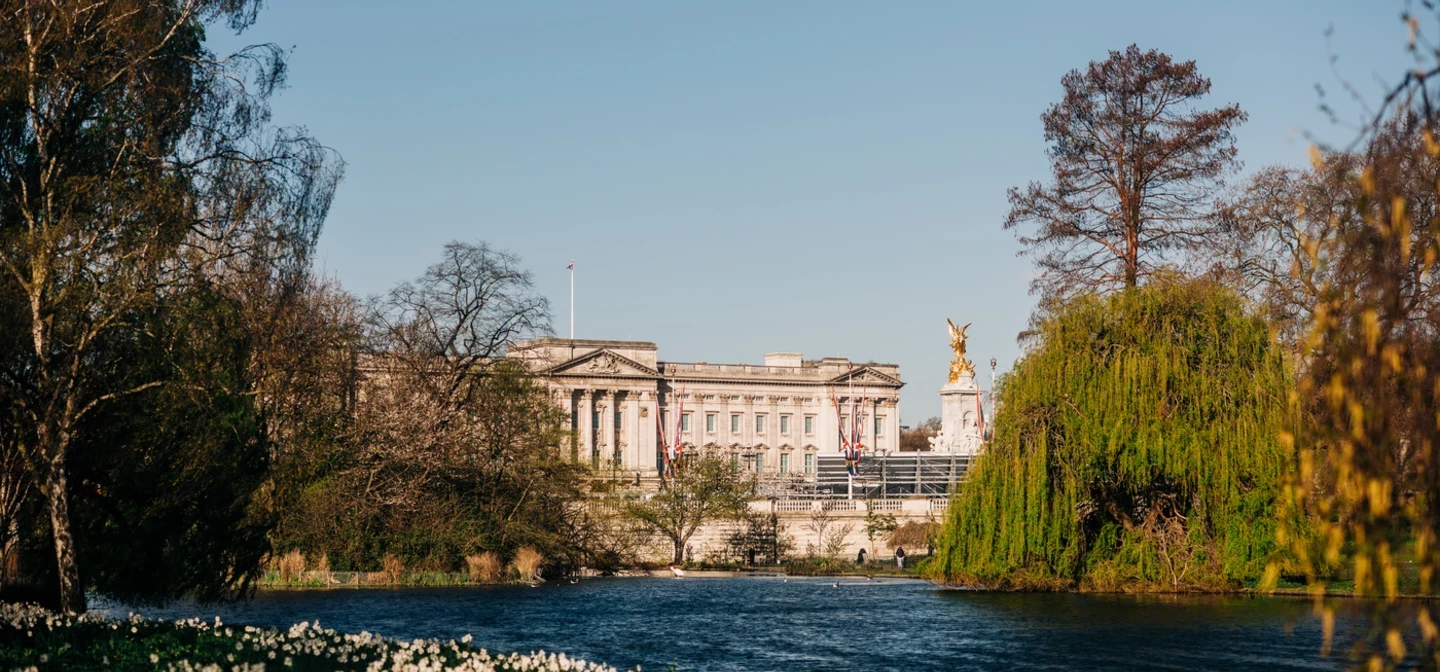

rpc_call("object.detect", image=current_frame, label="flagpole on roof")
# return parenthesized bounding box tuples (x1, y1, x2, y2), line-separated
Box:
(568, 260, 575, 340)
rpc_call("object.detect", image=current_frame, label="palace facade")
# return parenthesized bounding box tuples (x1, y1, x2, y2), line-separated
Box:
(509, 338, 904, 479)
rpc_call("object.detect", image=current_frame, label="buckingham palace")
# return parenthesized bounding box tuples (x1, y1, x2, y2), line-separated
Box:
(509, 338, 904, 480)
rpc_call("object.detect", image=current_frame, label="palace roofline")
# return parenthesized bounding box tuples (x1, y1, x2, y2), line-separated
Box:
(514, 337, 657, 350)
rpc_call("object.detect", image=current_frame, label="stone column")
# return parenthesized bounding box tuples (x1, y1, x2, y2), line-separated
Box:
(888, 397, 901, 451)
(599, 392, 616, 468)
(622, 391, 640, 471)
(577, 390, 593, 464)
(638, 390, 658, 476)
(560, 391, 576, 460)
(766, 396, 780, 472)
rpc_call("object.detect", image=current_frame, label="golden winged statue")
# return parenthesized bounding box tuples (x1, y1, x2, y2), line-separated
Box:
(947, 318, 974, 382)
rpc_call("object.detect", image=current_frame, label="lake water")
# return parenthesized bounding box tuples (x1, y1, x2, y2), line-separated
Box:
(105, 577, 1379, 671)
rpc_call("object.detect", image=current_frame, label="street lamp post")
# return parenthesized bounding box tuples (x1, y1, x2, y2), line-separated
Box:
(988, 357, 998, 440)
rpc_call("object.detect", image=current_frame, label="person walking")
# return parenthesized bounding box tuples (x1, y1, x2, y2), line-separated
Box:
(894, 546, 906, 570)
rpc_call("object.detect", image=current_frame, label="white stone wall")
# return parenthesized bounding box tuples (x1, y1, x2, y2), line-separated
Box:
(633, 498, 947, 565)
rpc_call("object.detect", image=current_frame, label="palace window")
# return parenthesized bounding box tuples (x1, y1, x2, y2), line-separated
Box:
(780, 453, 790, 473)
(614, 408, 622, 431)
(592, 410, 601, 431)
(731, 414, 741, 433)
(731, 453, 740, 468)
(780, 415, 790, 435)
(755, 414, 766, 434)
(804, 453, 815, 474)
(804, 415, 814, 435)
(875, 417, 884, 436)
(681, 413, 691, 432)
(706, 412, 716, 433)
(748, 454, 763, 473)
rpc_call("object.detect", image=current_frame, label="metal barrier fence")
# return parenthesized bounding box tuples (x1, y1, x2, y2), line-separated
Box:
(811, 453, 972, 498)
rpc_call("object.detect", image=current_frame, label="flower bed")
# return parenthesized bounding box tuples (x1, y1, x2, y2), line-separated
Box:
(0, 603, 629, 672)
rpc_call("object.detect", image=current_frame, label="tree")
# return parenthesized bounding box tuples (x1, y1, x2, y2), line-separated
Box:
(928, 280, 1292, 591)
(1273, 113, 1440, 663)
(625, 451, 753, 564)
(899, 417, 941, 452)
(863, 507, 897, 557)
(1204, 124, 1440, 351)
(1005, 45, 1246, 313)
(0, 0, 340, 612)
(281, 242, 583, 571)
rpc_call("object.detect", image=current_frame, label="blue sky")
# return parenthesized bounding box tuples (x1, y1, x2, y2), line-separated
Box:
(212, 1, 1414, 420)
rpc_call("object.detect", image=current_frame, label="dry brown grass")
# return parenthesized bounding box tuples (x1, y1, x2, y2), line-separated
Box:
(277, 550, 305, 583)
(466, 552, 502, 583)
(381, 554, 405, 585)
(510, 546, 543, 581)
(314, 553, 331, 582)
(888, 521, 939, 549)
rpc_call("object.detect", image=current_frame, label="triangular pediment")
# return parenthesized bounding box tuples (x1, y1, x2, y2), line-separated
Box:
(828, 366, 903, 387)
(546, 349, 659, 378)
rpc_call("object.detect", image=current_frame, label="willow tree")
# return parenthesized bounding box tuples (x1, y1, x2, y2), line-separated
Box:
(928, 281, 1292, 591)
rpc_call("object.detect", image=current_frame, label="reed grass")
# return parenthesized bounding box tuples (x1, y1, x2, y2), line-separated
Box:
(277, 550, 305, 584)
(465, 552, 502, 583)
(381, 554, 405, 585)
(511, 547, 543, 581)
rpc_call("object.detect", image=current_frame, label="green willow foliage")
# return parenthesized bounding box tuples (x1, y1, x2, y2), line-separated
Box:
(929, 281, 1293, 590)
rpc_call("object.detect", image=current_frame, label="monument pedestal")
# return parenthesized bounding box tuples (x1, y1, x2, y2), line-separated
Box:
(938, 373, 984, 455)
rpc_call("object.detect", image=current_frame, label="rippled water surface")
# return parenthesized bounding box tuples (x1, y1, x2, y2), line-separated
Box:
(105, 577, 1373, 671)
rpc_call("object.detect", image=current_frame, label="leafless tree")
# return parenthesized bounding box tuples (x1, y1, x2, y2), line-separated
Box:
(293, 241, 581, 567)
(1202, 120, 1440, 351)
(899, 417, 941, 452)
(1005, 45, 1246, 314)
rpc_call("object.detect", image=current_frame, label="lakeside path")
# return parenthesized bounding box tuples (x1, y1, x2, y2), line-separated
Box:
(102, 576, 1381, 671)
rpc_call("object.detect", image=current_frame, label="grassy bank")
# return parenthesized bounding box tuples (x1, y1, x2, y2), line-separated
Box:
(780, 556, 929, 578)
(260, 569, 486, 589)
(0, 603, 627, 672)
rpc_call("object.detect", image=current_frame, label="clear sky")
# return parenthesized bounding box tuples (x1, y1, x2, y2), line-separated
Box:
(211, 1, 1415, 421)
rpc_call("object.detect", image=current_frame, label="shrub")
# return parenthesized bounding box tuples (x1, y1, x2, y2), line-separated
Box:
(277, 551, 305, 584)
(888, 521, 938, 550)
(466, 552, 502, 583)
(381, 554, 405, 585)
(511, 547, 543, 581)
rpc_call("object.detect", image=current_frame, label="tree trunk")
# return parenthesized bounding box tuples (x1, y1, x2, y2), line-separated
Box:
(672, 539, 685, 565)
(43, 440, 85, 614)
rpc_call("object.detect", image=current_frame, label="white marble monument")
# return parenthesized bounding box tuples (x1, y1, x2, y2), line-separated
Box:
(936, 319, 984, 455)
